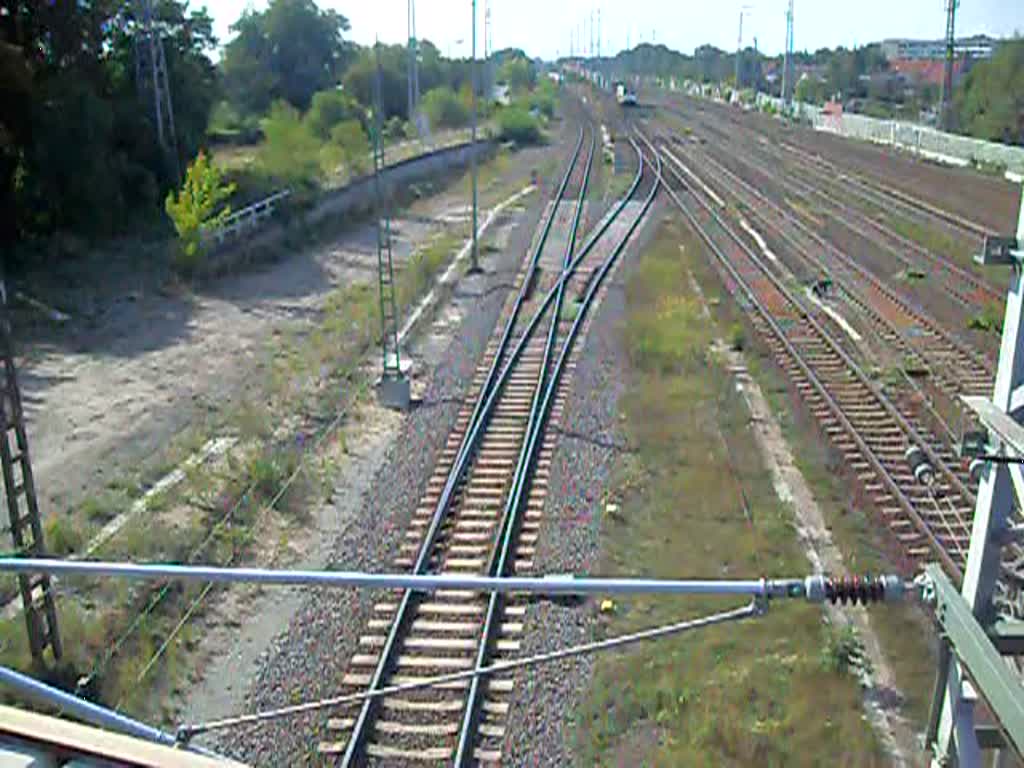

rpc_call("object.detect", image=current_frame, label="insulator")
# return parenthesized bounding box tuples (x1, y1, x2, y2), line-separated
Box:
(969, 457, 987, 483)
(823, 575, 888, 605)
(904, 445, 934, 486)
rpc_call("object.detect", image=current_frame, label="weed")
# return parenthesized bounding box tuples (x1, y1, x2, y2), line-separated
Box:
(574, 221, 884, 765)
(820, 623, 865, 676)
(44, 514, 84, 556)
(968, 301, 1004, 334)
(729, 322, 747, 351)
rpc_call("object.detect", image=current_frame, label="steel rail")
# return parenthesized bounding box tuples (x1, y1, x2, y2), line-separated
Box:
(338, 126, 588, 764)
(454, 134, 660, 764)
(452, 128, 597, 764)
(684, 122, 998, 316)
(650, 135, 965, 579)
(341, 126, 647, 764)
(778, 140, 993, 240)
(664, 130, 989, 465)
(686, 135, 991, 373)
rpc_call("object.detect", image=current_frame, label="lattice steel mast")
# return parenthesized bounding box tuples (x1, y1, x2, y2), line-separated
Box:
(134, 0, 179, 180)
(372, 42, 409, 409)
(0, 276, 61, 664)
(940, 0, 959, 131)
(782, 0, 794, 106)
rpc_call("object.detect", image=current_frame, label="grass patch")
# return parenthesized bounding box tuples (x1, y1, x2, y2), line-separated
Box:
(968, 300, 1004, 334)
(573, 221, 885, 765)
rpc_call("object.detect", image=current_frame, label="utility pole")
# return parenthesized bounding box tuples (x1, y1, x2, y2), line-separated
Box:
(590, 10, 595, 60)
(373, 41, 410, 410)
(134, 0, 179, 182)
(735, 9, 744, 90)
(782, 0, 795, 105)
(407, 0, 419, 125)
(941, 0, 959, 132)
(469, 0, 481, 274)
(484, 0, 492, 101)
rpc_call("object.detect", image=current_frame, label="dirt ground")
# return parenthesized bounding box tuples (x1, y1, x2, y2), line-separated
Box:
(10, 147, 550, 527)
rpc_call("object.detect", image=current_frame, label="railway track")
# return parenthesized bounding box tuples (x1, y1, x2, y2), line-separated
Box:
(660, 100, 1002, 316)
(317, 123, 660, 765)
(654, 129, 993, 443)
(646, 129, 976, 580)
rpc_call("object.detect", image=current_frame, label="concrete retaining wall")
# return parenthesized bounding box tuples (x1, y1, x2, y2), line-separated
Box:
(204, 139, 495, 274)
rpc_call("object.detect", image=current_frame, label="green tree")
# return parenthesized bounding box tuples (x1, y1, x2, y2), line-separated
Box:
(342, 45, 409, 120)
(222, 0, 352, 114)
(1, 0, 219, 248)
(956, 39, 1024, 146)
(498, 57, 535, 92)
(165, 151, 236, 271)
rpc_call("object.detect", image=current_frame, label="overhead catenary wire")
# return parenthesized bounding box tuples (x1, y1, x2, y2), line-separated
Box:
(177, 601, 764, 742)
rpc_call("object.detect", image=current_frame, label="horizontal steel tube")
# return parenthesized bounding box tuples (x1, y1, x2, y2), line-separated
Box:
(0, 665, 221, 758)
(0, 558, 801, 596)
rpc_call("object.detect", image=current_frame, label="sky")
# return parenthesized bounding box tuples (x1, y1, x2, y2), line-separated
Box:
(204, 0, 1024, 60)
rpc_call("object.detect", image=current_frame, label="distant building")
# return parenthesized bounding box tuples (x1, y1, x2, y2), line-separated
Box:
(880, 35, 997, 61)
(888, 57, 969, 87)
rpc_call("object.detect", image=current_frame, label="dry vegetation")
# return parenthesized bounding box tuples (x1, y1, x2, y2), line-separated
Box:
(573, 221, 887, 765)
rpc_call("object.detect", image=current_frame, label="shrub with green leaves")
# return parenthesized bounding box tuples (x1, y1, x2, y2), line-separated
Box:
(164, 151, 236, 272)
(497, 107, 542, 145)
(421, 87, 469, 130)
(328, 119, 371, 176)
(256, 100, 323, 188)
(304, 89, 364, 141)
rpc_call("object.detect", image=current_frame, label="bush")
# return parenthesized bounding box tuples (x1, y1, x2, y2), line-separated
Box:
(498, 107, 542, 145)
(421, 87, 469, 130)
(256, 101, 323, 188)
(328, 119, 370, 176)
(207, 100, 263, 144)
(164, 151, 236, 272)
(384, 115, 409, 141)
(305, 89, 363, 141)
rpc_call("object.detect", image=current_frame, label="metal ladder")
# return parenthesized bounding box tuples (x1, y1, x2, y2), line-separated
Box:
(0, 282, 61, 663)
(372, 43, 402, 381)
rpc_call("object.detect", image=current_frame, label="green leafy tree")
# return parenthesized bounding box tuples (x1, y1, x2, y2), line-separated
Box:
(498, 57, 535, 92)
(342, 45, 409, 120)
(2, 0, 219, 249)
(222, 0, 352, 114)
(164, 151, 236, 271)
(956, 39, 1024, 146)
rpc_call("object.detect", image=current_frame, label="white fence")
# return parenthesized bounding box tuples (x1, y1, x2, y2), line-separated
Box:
(751, 91, 1024, 177)
(200, 189, 292, 248)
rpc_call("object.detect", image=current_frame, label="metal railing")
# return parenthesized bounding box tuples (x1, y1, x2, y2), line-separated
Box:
(200, 189, 292, 248)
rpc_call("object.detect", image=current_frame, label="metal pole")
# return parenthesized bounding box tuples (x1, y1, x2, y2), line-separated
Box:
(469, 0, 480, 273)
(0, 557, 907, 601)
(0, 665, 222, 758)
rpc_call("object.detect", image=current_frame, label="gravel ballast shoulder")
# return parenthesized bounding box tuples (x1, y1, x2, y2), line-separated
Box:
(501, 237, 635, 765)
(207, 156, 556, 766)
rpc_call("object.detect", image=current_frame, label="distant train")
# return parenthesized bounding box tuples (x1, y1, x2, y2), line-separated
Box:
(615, 82, 638, 107)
